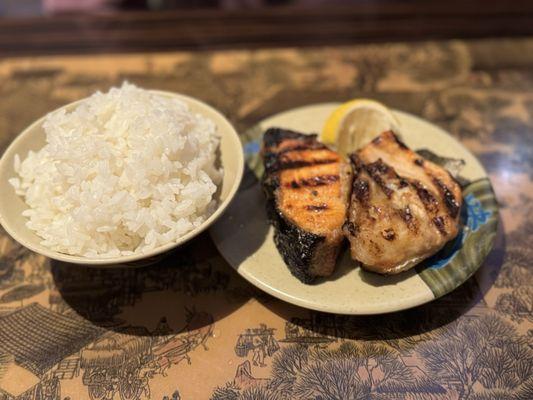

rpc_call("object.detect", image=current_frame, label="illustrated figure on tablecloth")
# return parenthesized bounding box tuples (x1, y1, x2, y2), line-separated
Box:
(152, 311, 214, 377)
(234, 324, 280, 367)
(251, 328, 267, 367)
(138, 359, 157, 398)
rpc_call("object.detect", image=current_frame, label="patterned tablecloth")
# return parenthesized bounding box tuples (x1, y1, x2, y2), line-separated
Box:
(0, 38, 532, 400)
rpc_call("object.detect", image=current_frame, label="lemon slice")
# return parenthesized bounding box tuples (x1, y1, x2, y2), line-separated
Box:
(321, 99, 400, 154)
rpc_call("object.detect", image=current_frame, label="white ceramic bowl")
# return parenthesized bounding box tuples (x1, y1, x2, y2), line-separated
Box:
(0, 91, 244, 266)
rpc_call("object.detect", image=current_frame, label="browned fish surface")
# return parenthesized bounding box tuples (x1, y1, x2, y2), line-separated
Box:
(262, 128, 351, 283)
(344, 130, 463, 274)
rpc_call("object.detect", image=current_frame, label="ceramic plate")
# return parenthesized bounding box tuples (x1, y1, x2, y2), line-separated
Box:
(211, 103, 498, 314)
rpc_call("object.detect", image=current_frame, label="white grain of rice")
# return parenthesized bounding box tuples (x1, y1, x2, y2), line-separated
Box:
(11, 82, 222, 258)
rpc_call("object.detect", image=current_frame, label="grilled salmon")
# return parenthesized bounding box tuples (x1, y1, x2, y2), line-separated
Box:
(343, 130, 463, 274)
(262, 128, 352, 283)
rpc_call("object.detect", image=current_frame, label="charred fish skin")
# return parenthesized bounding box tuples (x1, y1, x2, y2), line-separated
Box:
(265, 194, 325, 284)
(263, 129, 328, 174)
(344, 130, 463, 274)
(262, 170, 320, 283)
(262, 128, 350, 283)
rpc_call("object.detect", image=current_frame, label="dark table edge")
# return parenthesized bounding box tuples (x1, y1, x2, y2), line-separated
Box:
(1, 3, 533, 57)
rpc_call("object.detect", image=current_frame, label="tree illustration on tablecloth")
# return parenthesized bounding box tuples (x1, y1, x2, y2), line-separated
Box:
(269, 344, 309, 397)
(211, 366, 279, 400)
(418, 314, 533, 400)
(270, 342, 443, 399)
(295, 343, 442, 400)
(212, 340, 445, 399)
(494, 257, 530, 289)
(495, 286, 533, 322)
(211, 383, 240, 400)
(470, 378, 533, 400)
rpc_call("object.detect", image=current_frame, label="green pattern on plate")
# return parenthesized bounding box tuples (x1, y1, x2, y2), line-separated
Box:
(417, 178, 499, 298)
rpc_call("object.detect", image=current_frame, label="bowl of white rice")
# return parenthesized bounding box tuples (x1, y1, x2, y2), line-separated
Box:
(0, 83, 243, 265)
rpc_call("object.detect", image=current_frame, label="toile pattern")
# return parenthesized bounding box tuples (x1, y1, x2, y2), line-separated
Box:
(0, 38, 532, 400)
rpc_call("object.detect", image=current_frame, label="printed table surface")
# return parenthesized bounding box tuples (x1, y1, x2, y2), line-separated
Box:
(0, 38, 532, 400)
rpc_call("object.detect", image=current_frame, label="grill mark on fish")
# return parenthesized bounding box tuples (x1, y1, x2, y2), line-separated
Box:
(286, 174, 340, 189)
(306, 204, 328, 211)
(372, 173, 391, 197)
(272, 158, 338, 172)
(367, 159, 390, 174)
(390, 131, 408, 149)
(411, 180, 438, 212)
(432, 177, 460, 217)
(382, 228, 396, 241)
(365, 159, 395, 198)
(398, 206, 416, 230)
(433, 216, 447, 235)
(352, 179, 370, 203)
(273, 142, 328, 156)
(349, 153, 364, 173)
(343, 221, 359, 236)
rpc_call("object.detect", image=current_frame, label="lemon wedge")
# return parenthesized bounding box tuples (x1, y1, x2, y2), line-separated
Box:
(321, 99, 400, 154)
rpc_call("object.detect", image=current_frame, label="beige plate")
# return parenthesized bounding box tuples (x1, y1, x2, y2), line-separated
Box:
(0, 91, 244, 266)
(211, 103, 498, 315)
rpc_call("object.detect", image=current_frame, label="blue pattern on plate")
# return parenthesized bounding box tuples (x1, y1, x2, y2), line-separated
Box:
(465, 193, 492, 232)
(427, 193, 491, 270)
(244, 141, 260, 155)
(427, 230, 465, 269)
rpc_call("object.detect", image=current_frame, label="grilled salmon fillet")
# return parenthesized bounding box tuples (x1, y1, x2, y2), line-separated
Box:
(343, 130, 463, 274)
(262, 128, 352, 283)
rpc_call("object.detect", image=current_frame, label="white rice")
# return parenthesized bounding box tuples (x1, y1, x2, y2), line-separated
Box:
(10, 82, 222, 258)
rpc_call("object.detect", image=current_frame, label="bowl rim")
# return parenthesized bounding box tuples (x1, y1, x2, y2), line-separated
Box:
(0, 89, 244, 265)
